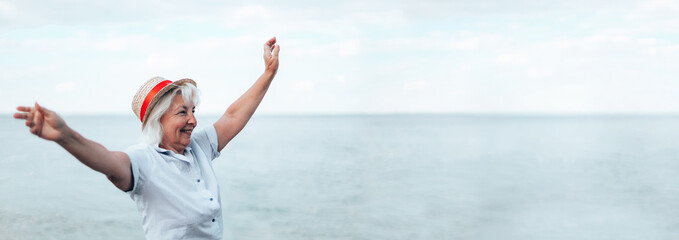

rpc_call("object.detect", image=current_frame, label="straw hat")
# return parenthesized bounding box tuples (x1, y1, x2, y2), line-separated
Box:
(131, 76, 196, 124)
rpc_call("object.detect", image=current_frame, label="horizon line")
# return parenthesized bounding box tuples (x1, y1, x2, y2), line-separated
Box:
(4, 111, 679, 117)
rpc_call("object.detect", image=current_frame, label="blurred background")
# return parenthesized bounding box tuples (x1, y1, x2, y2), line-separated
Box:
(2, 1, 679, 240)
(1, 0, 678, 115)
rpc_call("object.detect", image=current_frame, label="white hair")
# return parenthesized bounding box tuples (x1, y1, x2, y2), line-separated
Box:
(140, 83, 200, 146)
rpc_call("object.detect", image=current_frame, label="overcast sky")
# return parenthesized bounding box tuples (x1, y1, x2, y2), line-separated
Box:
(1, 0, 678, 114)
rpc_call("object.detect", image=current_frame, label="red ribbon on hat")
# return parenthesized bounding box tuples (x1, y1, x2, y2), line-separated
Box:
(140, 80, 172, 123)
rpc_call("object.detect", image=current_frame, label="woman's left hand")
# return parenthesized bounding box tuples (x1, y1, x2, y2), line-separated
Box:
(263, 37, 280, 74)
(14, 102, 68, 142)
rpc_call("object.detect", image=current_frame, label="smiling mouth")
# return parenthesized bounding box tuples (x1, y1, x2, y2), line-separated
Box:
(180, 129, 193, 134)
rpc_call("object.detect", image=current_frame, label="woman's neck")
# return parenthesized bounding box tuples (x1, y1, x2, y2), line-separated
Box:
(158, 143, 185, 155)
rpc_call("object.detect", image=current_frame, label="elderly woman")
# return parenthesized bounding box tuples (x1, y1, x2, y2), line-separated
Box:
(13, 37, 280, 239)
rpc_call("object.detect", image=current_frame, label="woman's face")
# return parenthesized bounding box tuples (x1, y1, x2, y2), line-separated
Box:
(159, 94, 196, 154)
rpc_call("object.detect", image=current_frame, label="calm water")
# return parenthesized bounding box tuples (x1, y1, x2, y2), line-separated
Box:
(1, 114, 679, 240)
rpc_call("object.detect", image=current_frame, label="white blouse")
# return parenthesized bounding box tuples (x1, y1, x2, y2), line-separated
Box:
(125, 126, 222, 240)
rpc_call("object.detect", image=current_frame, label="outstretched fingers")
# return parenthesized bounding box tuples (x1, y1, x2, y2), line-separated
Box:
(15, 102, 66, 141)
(14, 105, 35, 119)
(14, 106, 32, 126)
(16, 105, 32, 113)
(14, 103, 47, 136)
(273, 44, 280, 57)
(262, 37, 279, 73)
(266, 37, 276, 47)
(263, 37, 277, 56)
(13, 112, 28, 120)
(33, 103, 44, 136)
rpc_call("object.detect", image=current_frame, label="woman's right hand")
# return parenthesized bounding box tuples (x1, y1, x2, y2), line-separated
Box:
(263, 36, 280, 75)
(14, 102, 67, 142)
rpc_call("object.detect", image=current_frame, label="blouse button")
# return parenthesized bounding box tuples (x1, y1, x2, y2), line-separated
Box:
(197, 179, 201, 183)
(212, 219, 215, 222)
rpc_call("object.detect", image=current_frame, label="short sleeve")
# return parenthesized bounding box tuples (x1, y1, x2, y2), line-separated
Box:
(190, 125, 221, 160)
(123, 144, 151, 196)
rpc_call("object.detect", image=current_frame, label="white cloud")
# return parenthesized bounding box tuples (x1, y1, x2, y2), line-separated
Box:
(2, 0, 679, 114)
(403, 0, 641, 20)
(145, 54, 179, 69)
(0, 1, 15, 14)
(292, 80, 315, 92)
(629, 0, 679, 19)
(377, 33, 507, 52)
(289, 39, 363, 58)
(338, 40, 361, 57)
(403, 80, 427, 91)
(96, 34, 154, 51)
(221, 5, 276, 28)
(495, 53, 529, 66)
(54, 81, 78, 93)
(524, 67, 554, 80)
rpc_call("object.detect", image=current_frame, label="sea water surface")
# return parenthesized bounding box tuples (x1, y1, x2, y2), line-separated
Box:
(1, 114, 678, 239)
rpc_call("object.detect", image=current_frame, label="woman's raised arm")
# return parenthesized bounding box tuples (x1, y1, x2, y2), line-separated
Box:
(14, 103, 133, 191)
(213, 37, 280, 151)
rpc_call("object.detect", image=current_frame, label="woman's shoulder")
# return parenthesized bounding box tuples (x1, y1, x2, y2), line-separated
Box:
(124, 143, 161, 173)
(125, 143, 155, 152)
(190, 125, 217, 144)
(124, 143, 161, 161)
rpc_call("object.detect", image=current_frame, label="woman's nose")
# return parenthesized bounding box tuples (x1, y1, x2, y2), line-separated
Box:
(188, 112, 197, 125)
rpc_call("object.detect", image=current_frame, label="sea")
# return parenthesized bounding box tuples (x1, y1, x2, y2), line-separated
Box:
(1, 114, 678, 240)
